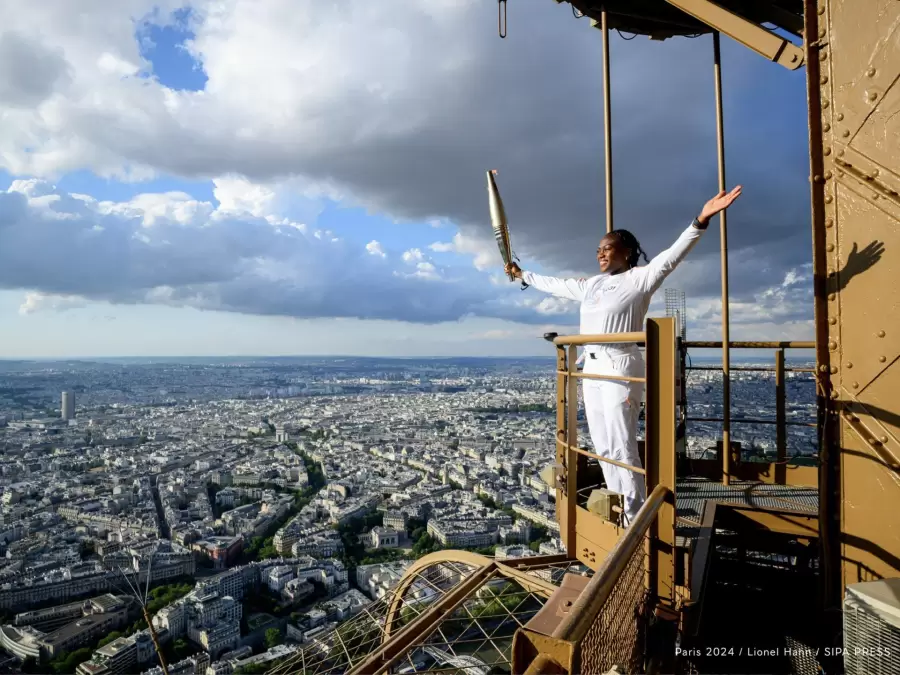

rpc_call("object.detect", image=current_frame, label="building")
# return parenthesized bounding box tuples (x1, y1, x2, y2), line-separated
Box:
(61, 391, 75, 421)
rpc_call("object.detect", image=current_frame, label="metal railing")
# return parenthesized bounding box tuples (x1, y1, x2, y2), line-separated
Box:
(682, 340, 817, 486)
(550, 317, 678, 616)
(518, 485, 669, 675)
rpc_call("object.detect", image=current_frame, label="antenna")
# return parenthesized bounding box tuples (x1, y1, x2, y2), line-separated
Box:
(665, 288, 687, 340)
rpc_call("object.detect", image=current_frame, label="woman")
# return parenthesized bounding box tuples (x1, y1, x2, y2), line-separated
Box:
(505, 186, 742, 524)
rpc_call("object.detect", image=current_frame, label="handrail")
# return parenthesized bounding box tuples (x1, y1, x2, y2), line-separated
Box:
(553, 331, 645, 346)
(567, 443, 647, 475)
(685, 340, 814, 349)
(552, 484, 669, 643)
(688, 365, 815, 373)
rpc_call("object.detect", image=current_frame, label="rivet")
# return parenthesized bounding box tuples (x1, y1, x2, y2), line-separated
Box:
(831, 390, 839, 399)
(819, 28, 826, 38)
(814, 175, 824, 183)
(867, 68, 876, 77)
(837, 170, 845, 177)
(838, 149, 845, 157)
(836, 113, 844, 121)
(825, 195, 833, 203)
(873, 193, 880, 200)
(877, 330, 886, 338)
(828, 341, 837, 350)
(830, 366, 838, 374)
(820, 364, 829, 372)
(818, 6, 825, 15)
(828, 293, 836, 301)
(822, 100, 830, 109)
(879, 356, 886, 363)
(826, 243, 835, 252)
(827, 268, 835, 276)
(842, 129, 851, 138)
(873, 169, 879, 177)
(825, 171, 833, 179)
(820, 75, 829, 85)
(829, 317, 837, 325)
(823, 123, 831, 133)
(824, 146, 832, 156)
(820, 51, 827, 61)
(868, 91, 878, 102)
(881, 436, 889, 444)
(826, 218, 834, 228)
(846, 362, 853, 369)
(853, 382, 859, 389)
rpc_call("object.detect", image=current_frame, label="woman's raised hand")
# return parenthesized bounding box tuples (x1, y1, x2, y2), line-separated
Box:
(699, 185, 743, 225)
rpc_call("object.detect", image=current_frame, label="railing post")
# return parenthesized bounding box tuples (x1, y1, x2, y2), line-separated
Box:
(555, 346, 569, 554)
(645, 318, 677, 608)
(566, 345, 579, 558)
(775, 348, 787, 484)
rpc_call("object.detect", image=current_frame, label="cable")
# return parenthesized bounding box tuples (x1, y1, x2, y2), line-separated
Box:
(572, 6, 585, 19)
(616, 29, 637, 40)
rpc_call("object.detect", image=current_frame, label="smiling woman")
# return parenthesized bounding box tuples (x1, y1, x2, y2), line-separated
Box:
(504, 186, 742, 524)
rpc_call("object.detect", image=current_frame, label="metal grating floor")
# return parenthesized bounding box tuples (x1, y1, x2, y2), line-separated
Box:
(675, 477, 818, 543)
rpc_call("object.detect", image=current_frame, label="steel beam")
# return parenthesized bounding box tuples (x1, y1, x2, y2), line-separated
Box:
(663, 0, 804, 69)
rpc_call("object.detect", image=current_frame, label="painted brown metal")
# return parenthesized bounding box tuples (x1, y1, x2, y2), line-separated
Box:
(381, 549, 492, 639)
(664, 0, 804, 69)
(686, 458, 819, 487)
(685, 340, 815, 348)
(558, 370, 647, 383)
(645, 317, 678, 607)
(713, 29, 732, 490)
(553, 484, 669, 643)
(351, 560, 498, 675)
(602, 7, 614, 234)
(554, 331, 646, 346)
(817, 0, 900, 601)
(566, 344, 579, 557)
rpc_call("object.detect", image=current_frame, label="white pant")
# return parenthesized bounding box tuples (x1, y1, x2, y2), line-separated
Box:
(582, 348, 646, 524)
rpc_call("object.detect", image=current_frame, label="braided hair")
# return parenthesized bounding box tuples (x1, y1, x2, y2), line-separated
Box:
(608, 229, 650, 268)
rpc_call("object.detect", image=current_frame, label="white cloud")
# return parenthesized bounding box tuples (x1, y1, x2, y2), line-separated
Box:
(0, 0, 814, 339)
(366, 240, 386, 258)
(0, 180, 553, 326)
(402, 248, 424, 263)
(19, 292, 87, 314)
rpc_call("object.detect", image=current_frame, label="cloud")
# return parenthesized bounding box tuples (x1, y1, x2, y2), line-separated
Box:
(0, 180, 561, 326)
(401, 248, 424, 263)
(366, 240, 386, 258)
(19, 292, 87, 314)
(0, 0, 814, 338)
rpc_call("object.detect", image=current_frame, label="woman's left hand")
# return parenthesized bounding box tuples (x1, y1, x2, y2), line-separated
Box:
(699, 185, 742, 225)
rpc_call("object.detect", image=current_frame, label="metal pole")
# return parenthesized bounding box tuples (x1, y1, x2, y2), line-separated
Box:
(602, 8, 614, 233)
(775, 348, 787, 483)
(713, 31, 731, 486)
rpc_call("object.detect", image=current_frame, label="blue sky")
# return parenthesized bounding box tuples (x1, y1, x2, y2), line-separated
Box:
(0, 1, 814, 358)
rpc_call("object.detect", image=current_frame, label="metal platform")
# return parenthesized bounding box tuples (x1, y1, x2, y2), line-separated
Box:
(675, 476, 818, 545)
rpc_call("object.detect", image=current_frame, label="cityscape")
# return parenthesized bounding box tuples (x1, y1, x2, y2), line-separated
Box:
(0, 354, 816, 674)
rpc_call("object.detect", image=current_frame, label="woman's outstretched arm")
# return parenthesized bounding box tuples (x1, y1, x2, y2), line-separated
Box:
(505, 262, 588, 302)
(635, 186, 742, 294)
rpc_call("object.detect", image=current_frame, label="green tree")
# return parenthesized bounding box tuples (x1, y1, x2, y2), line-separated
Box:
(265, 627, 284, 649)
